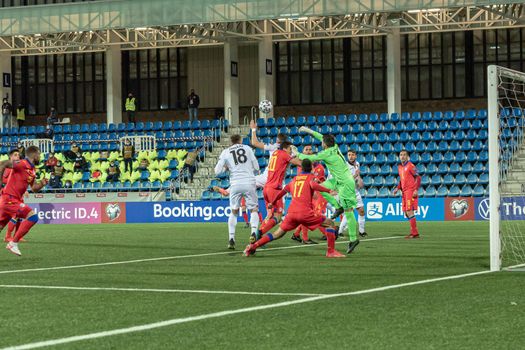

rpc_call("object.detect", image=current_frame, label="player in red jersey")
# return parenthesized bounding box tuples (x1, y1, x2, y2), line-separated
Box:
(212, 186, 263, 227)
(0, 146, 47, 256)
(2, 149, 24, 243)
(291, 144, 327, 244)
(244, 159, 345, 258)
(393, 150, 422, 239)
(256, 141, 302, 239)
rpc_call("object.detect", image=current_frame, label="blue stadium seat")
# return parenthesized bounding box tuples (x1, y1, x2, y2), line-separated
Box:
(421, 111, 431, 121)
(425, 186, 437, 197)
(420, 175, 430, 186)
(479, 129, 488, 140)
(363, 176, 373, 187)
(379, 164, 390, 175)
(443, 131, 454, 141)
(433, 111, 443, 120)
(369, 113, 379, 123)
(337, 114, 347, 124)
(455, 174, 467, 185)
(449, 140, 460, 152)
(426, 163, 438, 174)
(436, 186, 448, 197)
(399, 132, 409, 142)
(423, 141, 436, 153)
(377, 187, 389, 198)
(367, 134, 378, 143)
(466, 174, 478, 185)
(455, 151, 467, 163)
(448, 185, 460, 197)
(386, 153, 397, 165)
(437, 141, 448, 152)
(366, 187, 378, 198)
(437, 163, 449, 175)
(361, 144, 372, 153)
(190, 120, 200, 130)
(460, 140, 472, 152)
(460, 163, 473, 174)
(388, 132, 400, 142)
(382, 123, 394, 133)
(460, 120, 471, 130)
(466, 110, 477, 120)
(460, 185, 473, 197)
(379, 113, 389, 123)
(181, 121, 191, 130)
(389, 113, 400, 122)
(432, 131, 443, 141)
(416, 121, 427, 132)
(384, 175, 396, 187)
(357, 114, 367, 123)
(373, 176, 384, 187)
(436, 121, 447, 131)
(431, 152, 443, 163)
(430, 175, 442, 186)
(472, 185, 485, 197)
(276, 116, 286, 127)
(135, 122, 144, 132)
(479, 173, 489, 184)
(411, 132, 421, 142)
(317, 115, 327, 125)
(411, 111, 421, 122)
(305, 116, 315, 126)
(420, 152, 432, 164)
(443, 174, 454, 185)
(467, 151, 478, 163)
(368, 164, 380, 176)
(472, 162, 484, 174)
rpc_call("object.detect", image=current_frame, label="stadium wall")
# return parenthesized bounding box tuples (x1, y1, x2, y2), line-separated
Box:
(26, 197, 514, 224)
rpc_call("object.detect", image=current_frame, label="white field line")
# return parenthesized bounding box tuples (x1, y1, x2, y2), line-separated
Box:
(0, 284, 324, 297)
(0, 236, 402, 275)
(1, 269, 492, 350)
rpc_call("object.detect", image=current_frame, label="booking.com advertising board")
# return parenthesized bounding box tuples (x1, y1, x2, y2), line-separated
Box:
(24, 197, 525, 224)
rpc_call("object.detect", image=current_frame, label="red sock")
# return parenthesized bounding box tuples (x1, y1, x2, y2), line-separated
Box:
(258, 213, 263, 222)
(253, 233, 273, 249)
(301, 226, 309, 241)
(259, 217, 278, 235)
(13, 220, 36, 243)
(324, 228, 335, 252)
(242, 212, 249, 224)
(293, 226, 301, 238)
(409, 217, 419, 236)
(6, 220, 16, 237)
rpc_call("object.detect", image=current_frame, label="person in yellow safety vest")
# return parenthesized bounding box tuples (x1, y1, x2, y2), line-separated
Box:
(125, 92, 136, 123)
(122, 139, 135, 174)
(16, 103, 25, 128)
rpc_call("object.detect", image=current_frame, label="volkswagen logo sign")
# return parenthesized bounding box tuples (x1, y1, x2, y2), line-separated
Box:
(478, 198, 490, 220)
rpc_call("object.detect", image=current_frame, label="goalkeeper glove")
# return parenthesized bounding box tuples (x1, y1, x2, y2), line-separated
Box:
(298, 126, 314, 135)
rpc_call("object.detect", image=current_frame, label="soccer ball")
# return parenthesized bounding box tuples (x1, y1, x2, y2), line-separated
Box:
(259, 100, 273, 114)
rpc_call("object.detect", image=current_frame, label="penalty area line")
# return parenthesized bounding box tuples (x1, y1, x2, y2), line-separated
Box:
(0, 236, 402, 275)
(0, 269, 492, 350)
(0, 284, 325, 297)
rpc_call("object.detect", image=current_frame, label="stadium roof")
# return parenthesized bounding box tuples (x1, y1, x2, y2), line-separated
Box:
(1, 0, 524, 55)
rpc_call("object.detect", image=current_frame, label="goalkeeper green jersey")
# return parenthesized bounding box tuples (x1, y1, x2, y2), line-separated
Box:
(297, 131, 353, 184)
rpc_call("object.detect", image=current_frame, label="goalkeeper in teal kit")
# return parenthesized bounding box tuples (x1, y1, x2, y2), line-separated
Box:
(296, 127, 360, 253)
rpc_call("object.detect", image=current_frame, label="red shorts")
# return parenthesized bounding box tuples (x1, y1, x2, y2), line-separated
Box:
(263, 187, 284, 214)
(280, 211, 325, 232)
(0, 200, 32, 227)
(402, 192, 418, 212)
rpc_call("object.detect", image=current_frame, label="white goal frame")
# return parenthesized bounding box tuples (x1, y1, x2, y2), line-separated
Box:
(487, 65, 525, 271)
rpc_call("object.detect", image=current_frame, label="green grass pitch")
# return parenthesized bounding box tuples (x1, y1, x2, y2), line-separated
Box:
(0, 221, 524, 349)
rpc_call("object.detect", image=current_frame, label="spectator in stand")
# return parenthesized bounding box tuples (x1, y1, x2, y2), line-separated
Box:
(138, 158, 149, 171)
(187, 89, 200, 121)
(65, 142, 81, 161)
(122, 139, 135, 174)
(98, 150, 109, 161)
(47, 107, 59, 125)
(2, 98, 12, 131)
(54, 161, 65, 178)
(44, 152, 58, 172)
(48, 173, 62, 189)
(16, 103, 25, 128)
(64, 179, 72, 189)
(37, 125, 53, 139)
(125, 92, 136, 123)
(73, 152, 89, 172)
(107, 161, 120, 182)
(183, 149, 198, 184)
(17, 142, 25, 159)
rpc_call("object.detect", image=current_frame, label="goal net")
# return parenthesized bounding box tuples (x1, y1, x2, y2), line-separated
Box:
(488, 65, 525, 271)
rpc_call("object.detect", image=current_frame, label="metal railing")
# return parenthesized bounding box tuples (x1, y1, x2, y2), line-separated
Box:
(119, 135, 156, 152)
(21, 139, 54, 153)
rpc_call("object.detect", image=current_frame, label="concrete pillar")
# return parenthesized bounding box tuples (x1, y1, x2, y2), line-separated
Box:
(106, 45, 122, 125)
(0, 51, 12, 106)
(258, 36, 275, 119)
(224, 39, 239, 126)
(386, 25, 402, 116)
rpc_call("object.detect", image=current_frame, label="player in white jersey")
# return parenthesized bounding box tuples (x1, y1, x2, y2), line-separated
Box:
(249, 120, 288, 188)
(338, 149, 367, 237)
(214, 134, 260, 249)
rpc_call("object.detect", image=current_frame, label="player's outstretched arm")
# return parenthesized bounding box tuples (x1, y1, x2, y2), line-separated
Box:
(271, 184, 290, 206)
(298, 126, 323, 141)
(297, 149, 326, 162)
(250, 120, 265, 150)
(311, 181, 334, 194)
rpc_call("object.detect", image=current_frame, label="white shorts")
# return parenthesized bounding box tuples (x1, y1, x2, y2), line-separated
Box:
(255, 173, 267, 189)
(355, 190, 364, 209)
(229, 184, 258, 211)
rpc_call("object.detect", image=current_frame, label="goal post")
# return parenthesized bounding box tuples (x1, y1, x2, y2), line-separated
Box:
(487, 65, 525, 271)
(487, 65, 501, 271)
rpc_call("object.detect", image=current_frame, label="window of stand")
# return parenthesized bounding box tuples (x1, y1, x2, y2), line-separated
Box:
(122, 48, 188, 112)
(12, 52, 106, 115)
